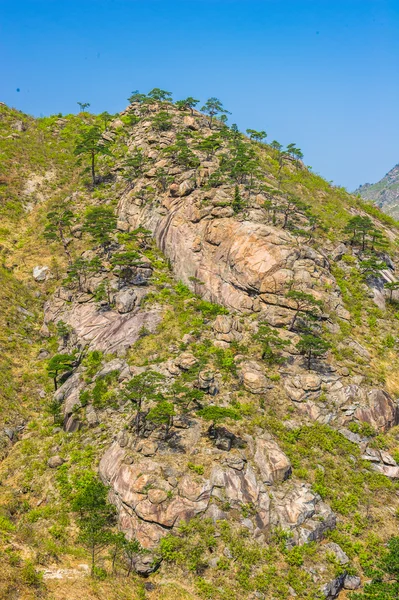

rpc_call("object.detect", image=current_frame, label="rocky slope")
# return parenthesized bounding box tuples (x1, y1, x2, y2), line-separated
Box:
(355, 163, 399, 219)
(0, 97, 399, 600)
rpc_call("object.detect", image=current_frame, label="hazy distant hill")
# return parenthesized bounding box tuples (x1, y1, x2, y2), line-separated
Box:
(356, 163, 399, 219)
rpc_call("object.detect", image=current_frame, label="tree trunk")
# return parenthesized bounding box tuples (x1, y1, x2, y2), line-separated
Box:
(91, 150, 96, 185)
(289, 310, 299, 331)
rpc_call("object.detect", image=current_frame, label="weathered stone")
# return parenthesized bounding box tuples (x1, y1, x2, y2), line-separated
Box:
(254, 438, 291, 484)
(321, 574, 346, 599)
(284, 374, 321, 402)
(271, 483, 336, 545)
(324, 542, 349, 564)
(33, 265, 49, 282)
(343, 575, 361, 590)
(115, 289, 137, 313)
(86, 405, 98, 426)
(208, 425, 245, 451)
(240, 361, 269, 394)
(354, 389, 398, 431)
(175, 352, 198, 370)
(48, 455, 65, 468)
(147, 489, 168, 504)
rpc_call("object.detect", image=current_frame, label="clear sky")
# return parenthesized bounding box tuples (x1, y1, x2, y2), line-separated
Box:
(1, 0, 398, 190)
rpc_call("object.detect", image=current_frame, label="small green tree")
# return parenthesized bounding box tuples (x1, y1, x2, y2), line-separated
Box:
(197, 406, 241, 427)
(44, 205, 75, 264)
(285, 290, 322, 331)
(64, 256, 102, 291)
(195, 133, 222, 160)
(344, 216, 375, 251)
(155, 167, 173, 192)
(296, 334, 330, 370)
(254, 322, 289, 364)
(384, 281, 399, 303)
(71, 473, 116, 576)
(77, 102, 90, 113)
(99, 111, 113, 129)
(47, 352, 78, 390)
(148, 88, 173, 102)
(359, 256, 386, 278)
(122, 148, 146, 190)
(351, 536, 399, 599)
(110, 250, 141, 287)
(246, 129, 267, 143)
(175, 97, 199, 115)
(147, 400, 175, 439)
(152, 110, 173, 131)
(201, 97, 231, 128)
(124, 537, 143, 577)
(83, 206, 116, 254)
(121, 370, 166, 434)
(232, 185, 244, 214)
(128, 90, 148, 104)
(74, 126, 112, 185)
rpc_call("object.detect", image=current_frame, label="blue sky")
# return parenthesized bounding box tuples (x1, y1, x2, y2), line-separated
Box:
(1, 0, 398, 190)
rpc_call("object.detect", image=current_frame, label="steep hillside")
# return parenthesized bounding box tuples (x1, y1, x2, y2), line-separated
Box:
(355, 163, 399, 219)
(0, 94, 399, 600)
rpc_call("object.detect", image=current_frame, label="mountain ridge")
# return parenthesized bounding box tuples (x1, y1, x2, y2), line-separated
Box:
(0, 95, 399, 600)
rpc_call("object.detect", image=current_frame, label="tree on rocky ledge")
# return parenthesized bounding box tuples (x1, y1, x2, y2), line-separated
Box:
(175, 97, 199, 114)
(74, 125, 112, 185)
(83, 206, 116, 254)
(296, 334, 331, 370)
(201, 97, 231, 128)
(285, 290, 322, 331)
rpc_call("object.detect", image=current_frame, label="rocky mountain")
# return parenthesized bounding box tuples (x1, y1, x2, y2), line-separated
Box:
(0, 95, 399, 600)
(355, 163, 399, 219)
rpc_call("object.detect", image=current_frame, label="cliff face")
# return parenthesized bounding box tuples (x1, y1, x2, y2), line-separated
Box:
(356, 163, 399, 219)
(1, 99, 399, 599)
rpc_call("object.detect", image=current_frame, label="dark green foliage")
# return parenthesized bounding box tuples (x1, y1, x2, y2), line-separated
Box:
(359, 256, 386, 278)
(254, 322, 289, 364)
(201, 97, 231, 128)
(64, 256, 102, 290)
(352, 537, 399, 599)
(152, 110, 173, 131)
(195, 133, 222, 160)
(384, 281, 399, 302)
(246, 129, 267, 143)
(71, 472, 116, 575)
(121, 370, 165, 434)
(127, 90, 148, 104)
(82, 206, 116, 252)
(122, 148, 146, 187)
(47, 352, 78, 390)
(296, 334, 331, 369)
(344, 216, 386, 252)
(163, 134, 200, 169)
(77, 102, 90, 113)
(175, 97, 199, 114)
(147, 400, 175, 438)
(285, 290, 322, 331)
(74, 125, 112, 184)
(147, 88, 173, 103)
(232, 185, 244, 214)
(110, 250, 141, 287)
(44, 204, 75, 264)
(197, 405, 241, 425)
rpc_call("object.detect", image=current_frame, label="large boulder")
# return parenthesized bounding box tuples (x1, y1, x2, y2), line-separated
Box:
(254, 438, 291, 484)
